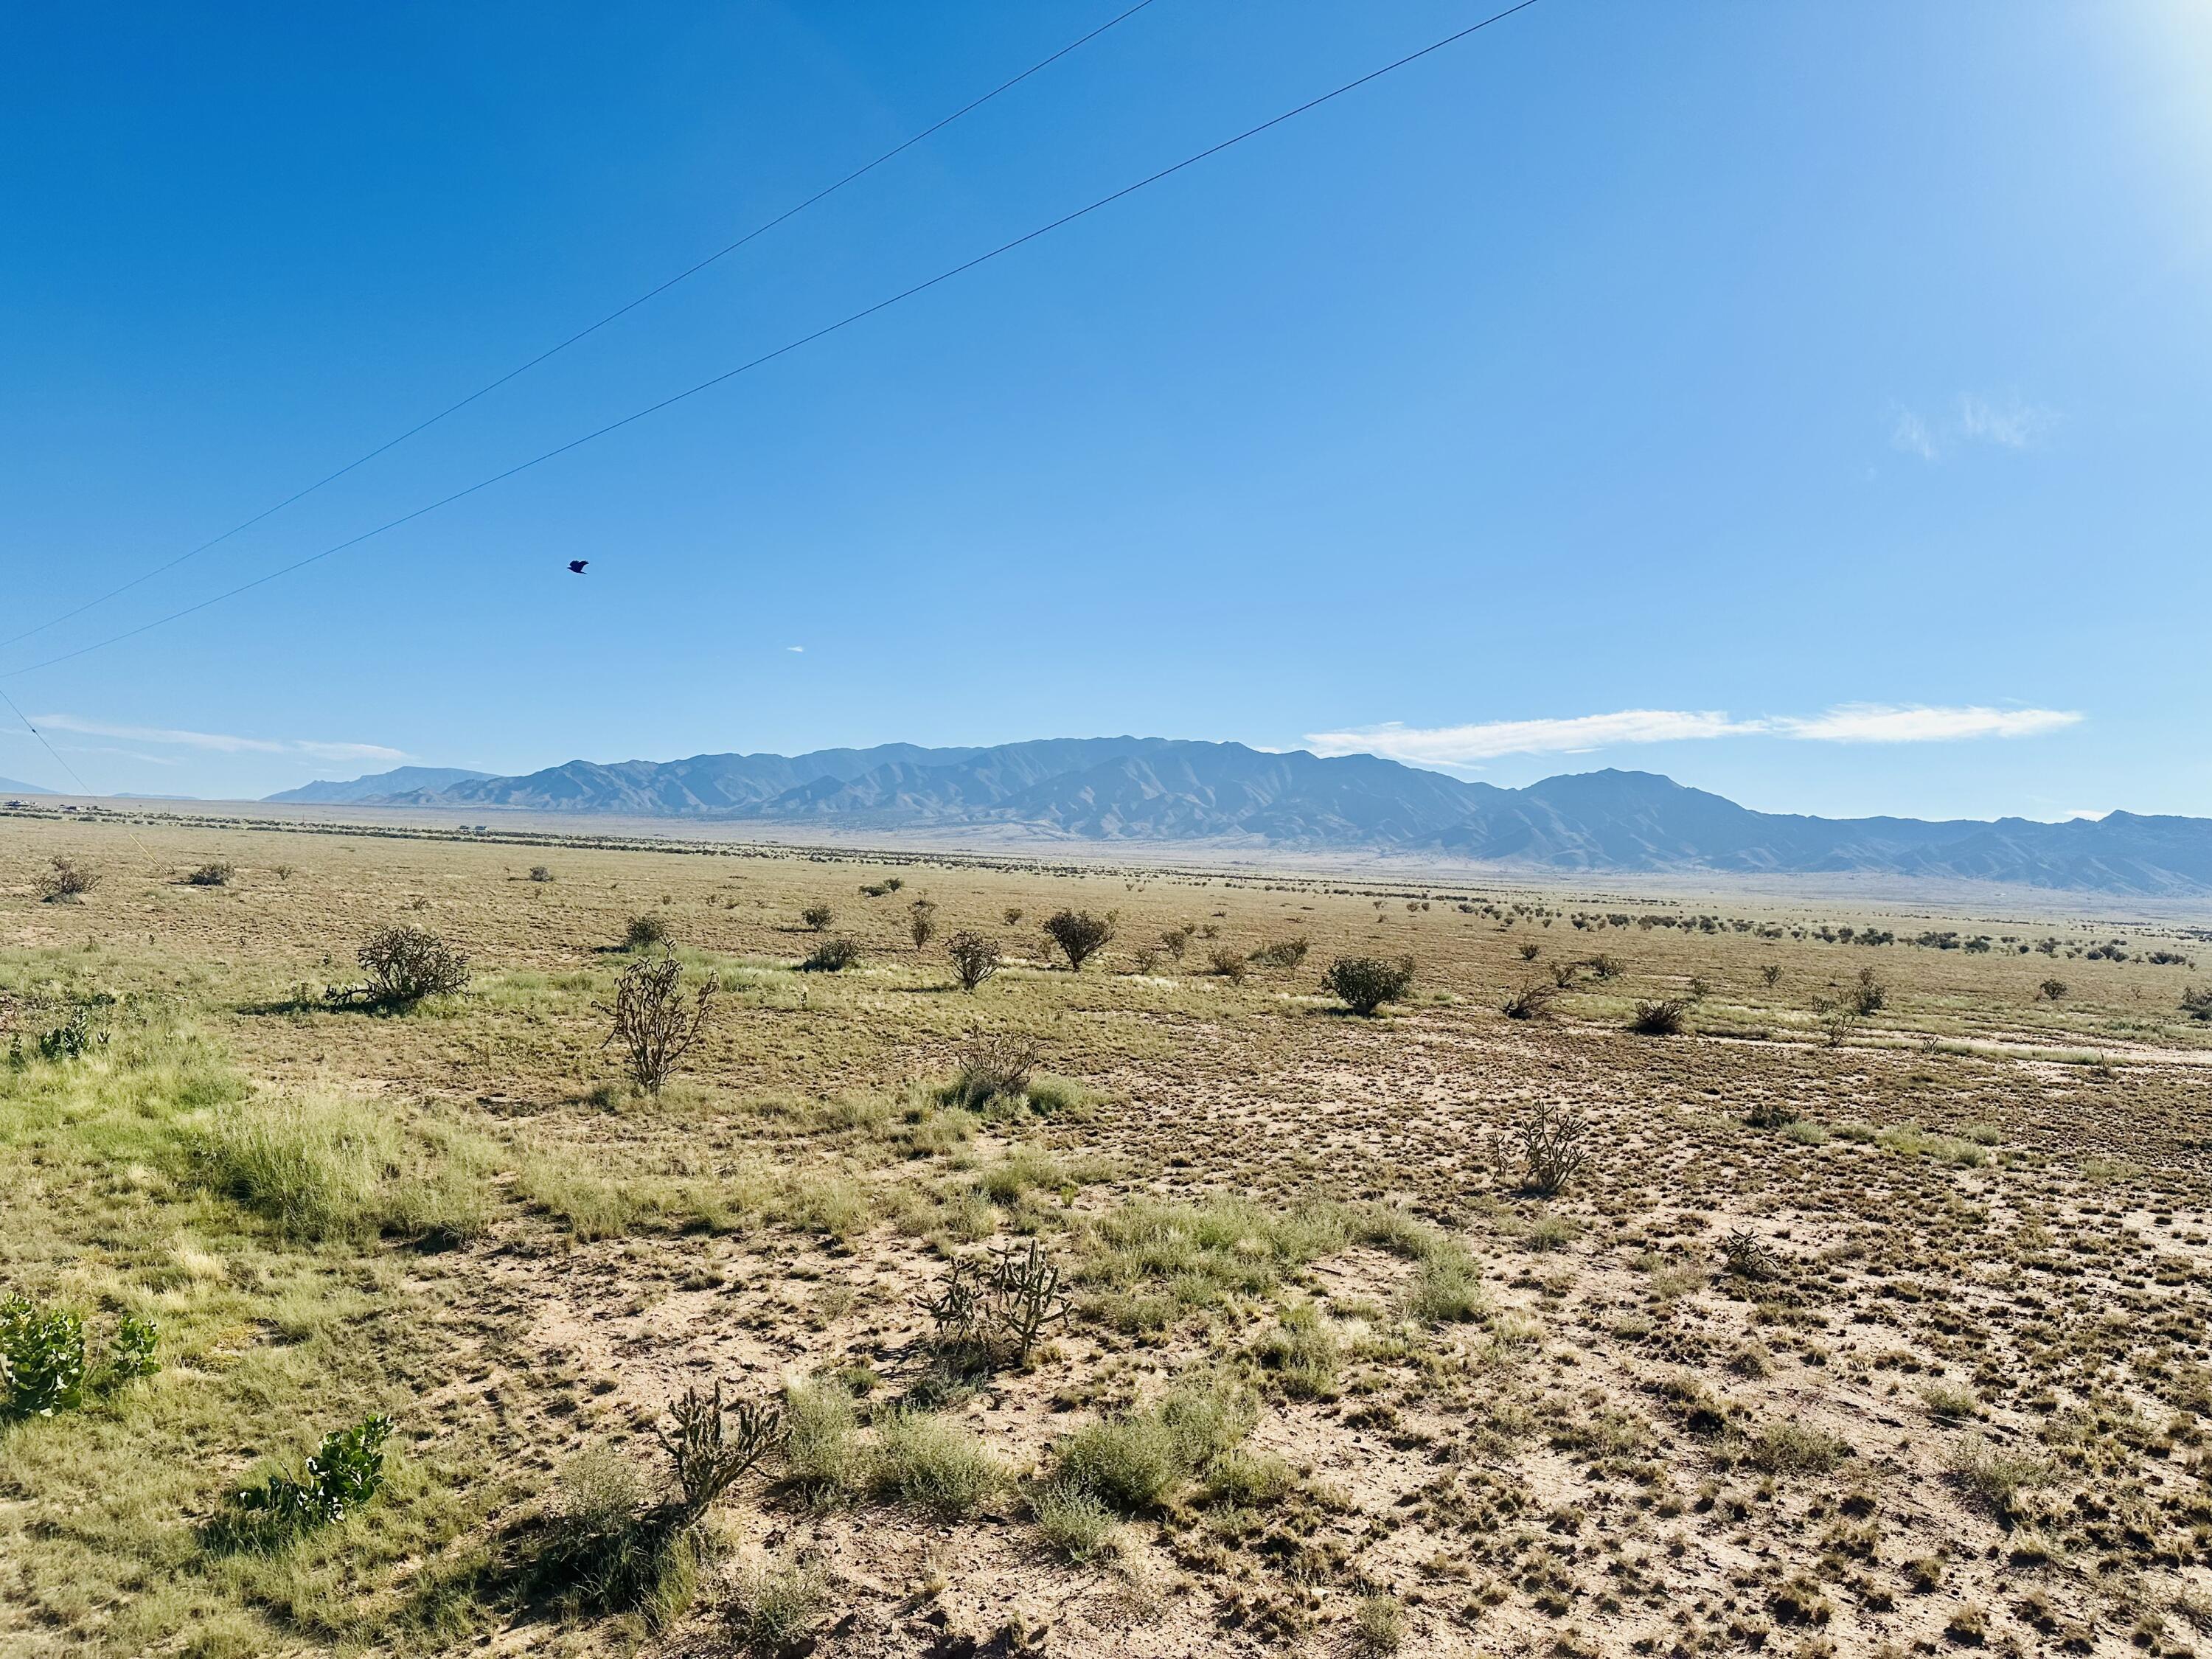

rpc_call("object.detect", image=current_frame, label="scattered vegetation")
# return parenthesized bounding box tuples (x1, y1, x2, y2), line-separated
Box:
(1324, 953, 1416, 1015)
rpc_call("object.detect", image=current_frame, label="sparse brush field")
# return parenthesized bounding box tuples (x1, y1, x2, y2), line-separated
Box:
(4, 810, 2212, 1659)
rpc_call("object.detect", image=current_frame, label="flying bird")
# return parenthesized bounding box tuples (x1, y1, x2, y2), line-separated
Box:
(566, 560, 588, 574)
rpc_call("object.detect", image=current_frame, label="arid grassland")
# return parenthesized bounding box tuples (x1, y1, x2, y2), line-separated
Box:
(3, 810, 2211, 1659)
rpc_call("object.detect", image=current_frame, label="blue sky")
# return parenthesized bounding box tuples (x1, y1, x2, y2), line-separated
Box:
(2, 1, 2207, 819)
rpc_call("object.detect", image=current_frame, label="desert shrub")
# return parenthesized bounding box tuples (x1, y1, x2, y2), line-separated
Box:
(2039, 978, 2067, 1001)
(1032, 1480, 1119, 1562)
(229, 1415, 394, 1540)
(1, 1294, 86, 1419)
(1158, 924, 1194, 960)
(1249, 936, 1310, 970)
(185, 860, 234, 887)
(1947, 1433, 2051, 1521)
(624, 912, 671, 949)
(1043, 909, 1115, 971)
(945, 931, 1002, 993)
(799, 937, 863, 973)
(2182, 986, 2212, 1023)
(1054, 1374, 1255, 1514)
(1583, 953, 1622, 979)
(1354, 1594, 1407, 1654)
(782, 1377, 860, 1493)
(1202, 1447, 1296, 1506)
(37, 854, 100, 902)
(732, 1554, 828, 1652)
(1745, 1099, 1800, 1130)
(1760, 964, 1783, 988)
(606, 947, 717, 1093)
(1745, 1421, 1849, 1476)
(1207, 946, 1248, 984)
(1550, 959, 1579, 988)
(943, 1031, 1042, 1109)
(866, 1410, 1009, 1517)
(1250, 1302, 1341, 1399)
(1127, 946, 1162, 975)
(1629, 998, 1688, 1036)
(1325, 955, 1416, 1016)
(1500, 980, 1557, 1020)
(1407, 1249, 1487, 1324)
(529, 865, 554, 883)
(1920, 1381, 1980, 1419)
(1002, 906, 1024, 926)
(1488, 1102, 1593, 1194)
(799, 902, 834, 932)
(1519, 941, 1541, 961)
(355, 925, 470, 1004)
(908, 897, 938, 951)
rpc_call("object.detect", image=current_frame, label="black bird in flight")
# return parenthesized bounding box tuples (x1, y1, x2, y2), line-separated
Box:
(566, 560, 588, 574)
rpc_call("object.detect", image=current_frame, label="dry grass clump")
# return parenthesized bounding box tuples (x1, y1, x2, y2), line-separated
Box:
(1628, 997, 1689, 1035)
(1052, 1372, 1256, 1513)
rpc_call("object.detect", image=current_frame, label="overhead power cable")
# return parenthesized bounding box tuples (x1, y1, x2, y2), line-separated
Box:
(0, 0, 1161, 653)
(1, 0, 1545, 684)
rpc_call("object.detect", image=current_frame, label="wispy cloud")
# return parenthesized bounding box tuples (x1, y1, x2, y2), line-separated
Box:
(1890, 392, 2058, 462)
(785, 645, 805, 654)
(1307, 703, 2083, 767)
(29, 714, 405, 765)
(1770, 704, 2079, 742)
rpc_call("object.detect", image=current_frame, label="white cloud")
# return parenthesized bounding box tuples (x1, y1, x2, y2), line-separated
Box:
(786, 645, 804, 653)
(1307, 703, 2082, 767)
(1957, 393, 2056, 449)
(29, 714, 405, 765)
(1889, 392, 2057, 462)
(1307, 710, 1755, 765)
(1770, 703, 2081, 743)
(1890, 408, 1940, 461)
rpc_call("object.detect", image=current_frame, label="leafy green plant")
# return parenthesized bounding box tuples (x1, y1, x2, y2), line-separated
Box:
(103, 1314, 160, 1386)
(232, 1414, 394, 1537)
(36, 1006, 107, 1062)
(1, 1294, 87, 1418)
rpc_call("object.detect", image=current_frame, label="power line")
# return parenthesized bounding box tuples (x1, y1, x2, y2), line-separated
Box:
(1, 0, 1545, 684)
(0, 0, 1161, 654)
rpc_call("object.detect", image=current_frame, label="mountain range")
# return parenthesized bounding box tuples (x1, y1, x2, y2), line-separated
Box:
(265, 738, 2212, 896)
(0, 776, 58, 796)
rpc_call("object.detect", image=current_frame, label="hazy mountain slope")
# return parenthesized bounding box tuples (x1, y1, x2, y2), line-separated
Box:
(283, 742, 2212, 894)
(0, 776, 59, 796)
(267, 765, 491, 804)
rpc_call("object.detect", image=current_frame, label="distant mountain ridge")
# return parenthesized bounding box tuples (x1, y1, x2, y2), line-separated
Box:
(0, 775, 59, 796)
(267, 765, 493, 804)
(270, 738, 2212, 896)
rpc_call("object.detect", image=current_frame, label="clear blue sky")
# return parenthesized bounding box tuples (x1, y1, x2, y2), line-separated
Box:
(3, 1, 2206, 819)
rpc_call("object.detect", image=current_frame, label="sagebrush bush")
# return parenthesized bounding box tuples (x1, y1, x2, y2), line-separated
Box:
(623, 913, 670, 949)
(37, 855, 98, 902)
(943, 1031, 1041, 1110)
(1630, 998, 1688, 1036)
(1249, 936, 1310, 970)
(945, 930, 1002, 992)
(800, 937, 863, 973)
(1324, 955, 1416, 1016)
(799, 902, 834, 932)
(185, 861, 234, 887)
(1043, 909, 1114, 971)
